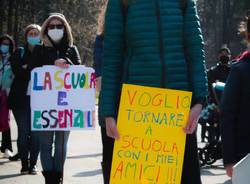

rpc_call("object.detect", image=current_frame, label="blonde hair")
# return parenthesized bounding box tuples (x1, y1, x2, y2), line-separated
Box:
(97, 1, 108, 35)
(24, 24, 41, 41)
(40, 13, 73, 47)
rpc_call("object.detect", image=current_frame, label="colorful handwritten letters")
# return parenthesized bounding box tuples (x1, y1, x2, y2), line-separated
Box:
(110, 84, 192, 184)
(31, 66, 95, 131)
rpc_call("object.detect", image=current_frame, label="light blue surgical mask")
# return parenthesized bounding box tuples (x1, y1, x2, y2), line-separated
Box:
(0, 44, 9, 54)
(27, 36, 40, 46)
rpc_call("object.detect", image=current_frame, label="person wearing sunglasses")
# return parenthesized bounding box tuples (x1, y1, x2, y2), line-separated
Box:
(0, 34, 15, 159)
(28, 13, 81, 184)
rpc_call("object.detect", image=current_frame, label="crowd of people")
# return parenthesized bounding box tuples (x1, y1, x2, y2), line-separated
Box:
(0, 13, 81, 184)
(0, 0, 250, 184)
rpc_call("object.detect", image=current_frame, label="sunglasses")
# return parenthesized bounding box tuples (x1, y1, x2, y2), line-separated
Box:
(48, 24, 64, 30)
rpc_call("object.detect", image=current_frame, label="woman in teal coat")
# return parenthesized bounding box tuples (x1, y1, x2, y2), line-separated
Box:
(0, 34, 15, 158)
(101, 0, 208, 183)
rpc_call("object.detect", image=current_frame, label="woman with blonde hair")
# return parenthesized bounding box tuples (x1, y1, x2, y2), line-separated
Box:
(0, 34, 15, 159)
(28, 13, 81, 184)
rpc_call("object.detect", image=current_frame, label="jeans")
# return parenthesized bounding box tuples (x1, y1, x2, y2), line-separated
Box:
(39, 131, 70, 172)
(12, 108, 40, 164)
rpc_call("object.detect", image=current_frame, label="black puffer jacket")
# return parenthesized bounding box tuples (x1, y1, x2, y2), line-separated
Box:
(28, 44, 81, 70)
(8, 47, 30, 109)
(220, 52, 250, 165)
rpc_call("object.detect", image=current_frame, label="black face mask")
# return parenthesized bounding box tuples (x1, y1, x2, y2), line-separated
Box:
(220, 55, 230, 64)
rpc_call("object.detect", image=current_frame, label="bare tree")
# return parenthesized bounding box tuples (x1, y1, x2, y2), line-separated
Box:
(7, 0, 14, 35)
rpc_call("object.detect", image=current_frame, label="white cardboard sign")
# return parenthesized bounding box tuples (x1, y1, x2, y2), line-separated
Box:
(30, 66, 96, 131)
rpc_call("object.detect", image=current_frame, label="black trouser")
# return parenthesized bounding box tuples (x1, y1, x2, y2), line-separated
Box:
(181, 133, 202, 184)
(1, 129, 13, 153)
(101, 127, 201, 184)
(101, 127, 114, 184)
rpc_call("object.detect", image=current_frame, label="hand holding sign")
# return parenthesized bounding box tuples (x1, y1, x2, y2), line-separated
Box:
(55, 58, 69, 68)
(31, 66, 96, 131)
(105, 117, 120, 140)
(184, 104, 202, 134)
(110, 84, 192, 184)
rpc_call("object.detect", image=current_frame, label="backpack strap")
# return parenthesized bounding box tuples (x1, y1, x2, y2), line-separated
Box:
(120, 0, 128, 22)
(180, 0, 188, 16)
(120, 0, 129, 82)
(120, 0, 128, 52)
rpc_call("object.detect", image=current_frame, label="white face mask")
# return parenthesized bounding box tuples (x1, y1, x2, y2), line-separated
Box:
(48, 29, 64, 43)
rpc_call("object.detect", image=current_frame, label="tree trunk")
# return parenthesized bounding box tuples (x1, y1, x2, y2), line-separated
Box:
(0, 0, 5, 34)
(222, 0, 230, 45)
(14, 0, 19, 44)
(7, 0, 14, 35)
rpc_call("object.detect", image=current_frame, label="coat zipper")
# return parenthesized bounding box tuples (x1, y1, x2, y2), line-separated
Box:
(154, 0, 166, 88)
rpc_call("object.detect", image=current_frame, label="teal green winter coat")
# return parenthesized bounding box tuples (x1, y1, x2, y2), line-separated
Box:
(101, 0, 208, 118)
(0, 55, 14, 95)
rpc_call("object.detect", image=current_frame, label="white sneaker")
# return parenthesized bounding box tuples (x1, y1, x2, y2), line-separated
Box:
(4, 149, 13, 158)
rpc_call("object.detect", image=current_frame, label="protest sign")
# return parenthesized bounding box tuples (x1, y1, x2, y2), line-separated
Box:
(110, 84, 192, 184)
(31, 66, 95, 131)
(232, 153, 250, 184)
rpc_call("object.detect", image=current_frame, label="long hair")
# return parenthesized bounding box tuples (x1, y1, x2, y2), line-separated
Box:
(24, 24, 41, 42)
(0, 34, 15, 55)
(40, 13, 73, 47)
(97, 1, 108, 36)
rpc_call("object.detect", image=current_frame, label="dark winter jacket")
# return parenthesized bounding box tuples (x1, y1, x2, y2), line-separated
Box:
(8, 47, 30, 109)
(207, 63, 230, 103)
(101, 0, 208, 117)
(93, 34, 105, 126)
(93, 35, 104, 78)
(220, 52, 250, 166)
(207, 63, 230, 85)
(28, 44, 81, 70)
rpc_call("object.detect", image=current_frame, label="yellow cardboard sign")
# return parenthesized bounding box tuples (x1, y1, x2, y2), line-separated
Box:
(110, 84, 192, 184)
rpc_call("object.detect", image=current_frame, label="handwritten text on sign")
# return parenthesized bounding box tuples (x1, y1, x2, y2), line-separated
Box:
(31, 66, 96, 131)
(110, 84, 192, 184)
